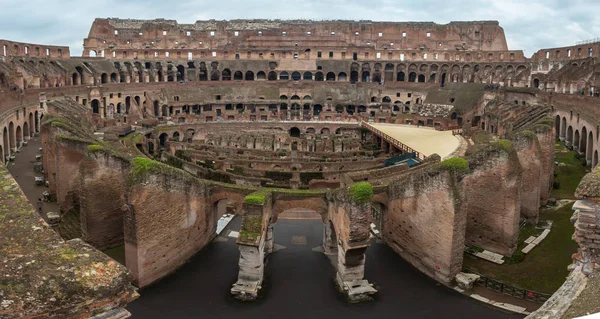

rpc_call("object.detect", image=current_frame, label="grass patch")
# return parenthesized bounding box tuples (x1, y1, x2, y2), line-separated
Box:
(463, 140, 583, 293)
(438, 157, 469, 174)
(553, 142, 588, 199)
(349, 182, 374, 204)
(244, 191, 267, 205)
(463, 204, 577, 293)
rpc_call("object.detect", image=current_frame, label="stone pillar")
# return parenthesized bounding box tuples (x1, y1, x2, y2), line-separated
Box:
(231, 239, 265, 301)
(231, 198, 269, 301)
(264, 223, 274, 254)
(323, 222, 338, 255)
(335, 245, 376, 302)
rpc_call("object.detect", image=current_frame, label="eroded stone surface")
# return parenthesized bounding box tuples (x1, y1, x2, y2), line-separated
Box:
(0, 164, 138, 319)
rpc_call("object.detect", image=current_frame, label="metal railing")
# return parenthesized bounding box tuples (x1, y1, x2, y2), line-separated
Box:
(360, 121, 426, 160)
(464, 269, 552, 304)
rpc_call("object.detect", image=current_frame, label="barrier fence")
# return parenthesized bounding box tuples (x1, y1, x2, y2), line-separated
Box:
(464, 269, 552, 304)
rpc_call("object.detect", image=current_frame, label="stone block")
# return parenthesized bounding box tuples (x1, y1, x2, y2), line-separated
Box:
(46, 211, 61, 225)
(455, 272, 480, 290)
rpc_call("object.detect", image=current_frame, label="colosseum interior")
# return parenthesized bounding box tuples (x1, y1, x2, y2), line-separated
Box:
(1, 18, 600, 319)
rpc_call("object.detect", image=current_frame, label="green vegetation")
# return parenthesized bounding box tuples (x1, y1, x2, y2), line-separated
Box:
(463, 203, 578, 293)
(87, 144, 104, 152)
(349, 182, 374, 204)
(166, 156, 183, 169)
(239, 215, 263, 243)
(464, 140, 583, 293)
(438, 157, 469, 174)
(174, 150, 192, 162)
(244, 191, 268, 205)
(519, 130, 537, 139)
(554, 142, 588, 199)
(121, 132, 144, 144)
(490, 139, 513, 152)
(60, 247, 77, 260)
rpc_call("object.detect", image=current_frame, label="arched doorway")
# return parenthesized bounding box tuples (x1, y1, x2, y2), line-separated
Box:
(159, 133, 168, 147)
(91, 99, 100, 114)
(15, 126, 22, 147)
(289, 127, 300, 138)
(8, 122, 15, 150)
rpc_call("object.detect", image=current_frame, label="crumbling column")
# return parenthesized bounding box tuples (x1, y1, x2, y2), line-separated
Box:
(330, 182, 377, 302)
(231, 192, 270, 301)
(323, 221, 338, 255)
(335, 245, 376, 302)
(264, 223, 274, 254)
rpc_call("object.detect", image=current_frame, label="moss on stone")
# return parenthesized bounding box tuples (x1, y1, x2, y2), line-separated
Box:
(438, 157, 470, 174)
(121, 132, 144, 144)
(87, 144, 105, 153)
(244, 191, 268, 205)
(349, 182, 374, 204)
(490, 139, 513, 153)
(238, 215, 263, 243)
(534, 123, 552, 133)
(55, 134, 95, 145)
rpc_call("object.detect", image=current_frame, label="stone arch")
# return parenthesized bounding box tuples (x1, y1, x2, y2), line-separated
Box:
(271, 197, 329, 221)
(290, 127, 300, 138)
(561, 117, 567, 138)
(28, 112, 34, 135)
(172, 131, 180, 141)
(567, 126, 573, 145)
(35, 111, 39, 133)
(2, 126, 8, 158)
(256, 71, 266, 80)
(279, 72, 289, 80)
(555, 115, 561, 137)
(321, 128, 330, 135)
(303, 72, 313, 80)
(397, 72, 405, 81)
(222, 69, 232, 81)
(159, 133, 168, 147)
(588, 131, 594, 163)
(408, 72, 417, 82)
(234, 71, 243, 81)
(581, 126, 588, 155)
(209, 190, 246, 220)
(268, 71, 277, 81)
(326, 72, 336, 81)
(291, 71, 301, 81)
(338, 72, 347, 81)
(23, 122, 29, 139)
(91, 99, 100, 114)
(245, 71, 254, 81)
(361, 71, 370, 82)
(574, 130, 580, 151)
(101, 73, 108, 84)
(595, 150, 599, 168)
(15, 126, 22, 146)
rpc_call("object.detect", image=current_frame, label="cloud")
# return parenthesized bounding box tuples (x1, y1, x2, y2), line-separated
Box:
(0, 0, 598, 57)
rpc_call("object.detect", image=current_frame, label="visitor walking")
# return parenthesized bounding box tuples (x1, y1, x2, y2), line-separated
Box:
(37, 198, 43, 214)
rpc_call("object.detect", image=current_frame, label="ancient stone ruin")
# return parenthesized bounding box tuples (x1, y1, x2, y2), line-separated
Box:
(0, 18, 599, 318)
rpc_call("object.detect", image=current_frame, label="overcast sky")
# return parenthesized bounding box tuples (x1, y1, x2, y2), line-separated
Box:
(1, 0, 599, 57)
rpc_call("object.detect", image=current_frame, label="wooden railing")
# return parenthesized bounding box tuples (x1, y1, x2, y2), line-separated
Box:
(360, 121, 426, 160)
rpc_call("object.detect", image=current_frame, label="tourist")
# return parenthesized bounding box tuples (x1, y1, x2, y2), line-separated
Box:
(37, 198, 43, 214)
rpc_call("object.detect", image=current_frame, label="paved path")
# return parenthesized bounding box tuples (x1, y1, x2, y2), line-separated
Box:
(6, 137, 59, 221)
(369, 123, 461, 159)
(126, 218, 522, 319)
